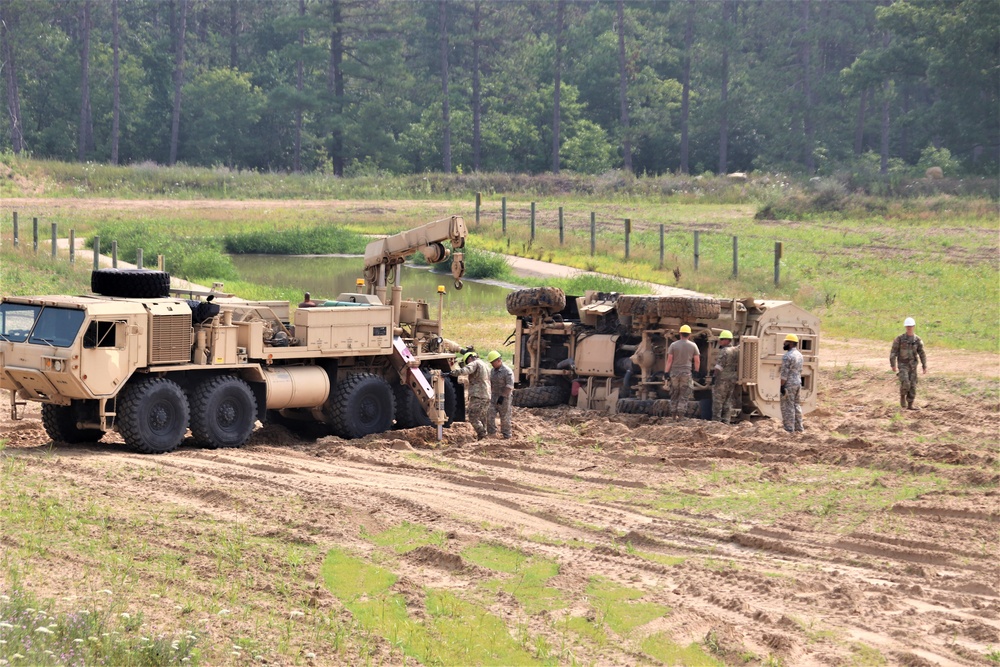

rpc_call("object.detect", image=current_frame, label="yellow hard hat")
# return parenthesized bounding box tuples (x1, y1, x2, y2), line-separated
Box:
(486, 350, 501, 363)
(719, 330, 733, 340)
(679, 324, 692, 334)
(461, 351, 477, 363)
(784, 333, 799, 343)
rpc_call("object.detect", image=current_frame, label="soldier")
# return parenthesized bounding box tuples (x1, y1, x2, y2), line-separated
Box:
(890, 317, 927, 410)
(711, 330, 740, 424)
(485, 350, 514, 439)
(779, 333, 804, 433)
(451, 350, 491, 439)
(664, 324, 700, 419)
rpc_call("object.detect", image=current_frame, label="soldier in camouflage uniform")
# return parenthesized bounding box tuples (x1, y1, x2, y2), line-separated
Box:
(779, 333, 804, 433)
(664, 324, 701, 419)
(890, 317, 927, 410)
(711, 330, 740, 423)
(452, 351, 491, 439)
(485, 350, 514, 439)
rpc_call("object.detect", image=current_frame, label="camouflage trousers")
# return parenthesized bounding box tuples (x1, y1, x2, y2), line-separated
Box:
(486, 398, 513, 438)
(467, 397, 490, 439)
(668, 375, 693, 418)
(897, 364, 919, 404)
(712, 378, 739, 423)
(781, 384, 803, 432)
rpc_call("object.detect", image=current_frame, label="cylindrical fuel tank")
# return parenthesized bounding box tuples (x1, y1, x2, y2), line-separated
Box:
(262, 366, 330, 410)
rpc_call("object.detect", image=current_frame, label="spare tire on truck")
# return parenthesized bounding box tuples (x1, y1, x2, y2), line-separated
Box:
(506, 287, 567, 317)
(91, 269, 171, 299)
(512, 384, 569, 408)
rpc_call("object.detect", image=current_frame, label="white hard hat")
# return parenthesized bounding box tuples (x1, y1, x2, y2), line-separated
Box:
(903, 317, 916, 327)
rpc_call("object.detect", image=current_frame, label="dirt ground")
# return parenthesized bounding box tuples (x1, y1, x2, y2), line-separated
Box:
(1, 337, 997, 666)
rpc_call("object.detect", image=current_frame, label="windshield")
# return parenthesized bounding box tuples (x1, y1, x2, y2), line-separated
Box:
(0, 303, 41, 342)
(28, 307, 86, 348)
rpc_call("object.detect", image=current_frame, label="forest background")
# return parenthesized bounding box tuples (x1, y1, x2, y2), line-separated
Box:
(1, 0, 997, 178)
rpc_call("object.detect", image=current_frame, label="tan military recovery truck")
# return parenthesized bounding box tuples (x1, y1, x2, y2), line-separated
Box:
(0, 216, 469, 453)
(506, 288, 819, 421)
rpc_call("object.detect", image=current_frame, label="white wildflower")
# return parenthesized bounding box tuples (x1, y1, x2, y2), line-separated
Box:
(305, 652, 316, 659)
(175, 605, 183, 611)
(78, 610, 90, 615)
(35, 626, 54, 634)
(232, 645, 242, 651)
(182, 659, 190, 663)
(150, 594, 160, 599)
(217, 609, 231, 616)
(98, 590, 112, 596)
(24, 608, 34, 614)
(11, 655, 24, 660)
(89, 636, 99, 642)
(141, 637, 150, 642)
(44, 651, 54, 656)
(289, 610, 305, 618)
(120, 612, 130, 619)
(231, 652, 241, 657)
(0, 594, 9, 601)
(74, 639, 84, 644)
(0, 622, 13, 629)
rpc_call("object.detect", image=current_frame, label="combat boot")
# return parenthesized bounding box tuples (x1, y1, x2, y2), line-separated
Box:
(907, 401, 919, 411)
(900, 394, 907, 408)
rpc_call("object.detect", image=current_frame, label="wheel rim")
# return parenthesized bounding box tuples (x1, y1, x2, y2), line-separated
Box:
(359, 395, 379, 427)
(147, 399, 175, 435)
(217, 398, 238, 431)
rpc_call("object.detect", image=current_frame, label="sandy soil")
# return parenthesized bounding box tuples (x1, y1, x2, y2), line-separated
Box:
(1, 342, 997, 666)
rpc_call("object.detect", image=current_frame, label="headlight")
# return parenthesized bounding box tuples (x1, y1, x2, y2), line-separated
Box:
(53, 360, 63, 372)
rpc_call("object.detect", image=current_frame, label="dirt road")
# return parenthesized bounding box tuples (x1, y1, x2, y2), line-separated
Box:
(2, 344, 997, 666)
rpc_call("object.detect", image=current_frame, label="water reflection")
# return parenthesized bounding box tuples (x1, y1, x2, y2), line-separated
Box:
(231, 254, 512, 311)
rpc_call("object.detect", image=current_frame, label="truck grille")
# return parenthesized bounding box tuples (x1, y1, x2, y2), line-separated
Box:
(739, 336, 759, 384)
(150, 314, 192, 364)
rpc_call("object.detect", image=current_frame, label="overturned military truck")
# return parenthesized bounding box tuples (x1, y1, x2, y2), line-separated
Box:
(506, 288, 820, 422)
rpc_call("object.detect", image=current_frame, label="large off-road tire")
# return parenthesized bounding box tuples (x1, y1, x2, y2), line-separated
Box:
(617, 295, 721, 320)
(41, 403, 104, 444)
(117, 377, 190, 454)
(394, 375, 457, 429)
(655, 296, 721, 320)
(616, 398, 655, 414)
(327, 373, 396, 439)
(512, 384, 569, 408)
(506, 287, 567, 317)
(616, 295, 658, 317)
(91, 268, 171, 299)
(189, 376, 257, 449)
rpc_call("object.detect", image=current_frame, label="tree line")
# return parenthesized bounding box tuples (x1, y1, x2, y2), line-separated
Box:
(1, 0, 996, 177)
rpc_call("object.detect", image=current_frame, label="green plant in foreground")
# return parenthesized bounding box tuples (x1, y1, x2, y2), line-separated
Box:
(461, 543, 565, 614)
(320, 548, 537, 665)
(0, 586, 200, 666)
(641, 631, 723, 666)
(363, 521, 447, 554)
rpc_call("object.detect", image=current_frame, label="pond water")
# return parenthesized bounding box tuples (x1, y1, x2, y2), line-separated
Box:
(231, 254, 512, 309)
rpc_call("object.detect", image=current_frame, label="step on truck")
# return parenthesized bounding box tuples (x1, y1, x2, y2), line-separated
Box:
(0, 216, 469, 453)
(506, 288, 820, 422)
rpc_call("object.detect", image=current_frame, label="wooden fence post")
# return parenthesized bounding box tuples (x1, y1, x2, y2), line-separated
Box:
(659, 224, 664, 269)
(157, 254, 165, 271)
(136, 248, 143, 269)
(558, 207, 564, 245)
(590, 212, 596, 256)
(501, 197, 507, 235)
(694, 230, 700, 270)
(475, 192, 481, 227)
(112, 241, 118, 268)
(774, 241, 783, 286)
(624, 218, 631, 259)
(51, 223, 57, 259)
(530, 202, 536, 241)
(93, 236, 100, 270)
(69, 230, 75, 263)
(33, 217, 38, 254)
(12, 212, 17, 248)
(732, 236, 739, 278)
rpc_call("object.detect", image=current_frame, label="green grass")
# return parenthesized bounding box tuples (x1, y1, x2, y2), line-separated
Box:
(461, 544, 565, 614)
(362, 522, 446, 554)
(0, 452, 344, 665)
(585, 577, 669, 636)
(641, 631, 724, 666)
(319, 548, 538, 665)
(0, 245, 95, 296)
(850, 642, 888, 666)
